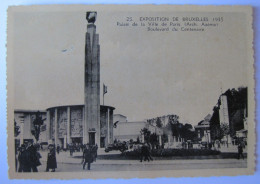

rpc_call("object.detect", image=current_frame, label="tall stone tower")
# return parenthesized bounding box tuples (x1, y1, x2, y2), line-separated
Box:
(219, 94, 229, 125)
(83, 12, 100, 146)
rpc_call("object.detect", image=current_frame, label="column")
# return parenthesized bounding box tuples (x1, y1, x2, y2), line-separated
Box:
(107, 108, 110, 144)
(159, 135, 162, 146)
(82, 107, 87, 144)
(54, 108, 58, 146)
(64, 135, 67, 149)
(46, 111, 50, 142)
(20, 122, 24, 146)
(29, 114, 34, 143)
(208, 131, 211, 143)
(19, 115, 25, 146)
(67, 107, 71, 146)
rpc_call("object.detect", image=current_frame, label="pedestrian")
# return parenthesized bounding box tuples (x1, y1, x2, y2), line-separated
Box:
(140, 143, 150, 162)
(46, 144, 57, 172)
(208, 142, 212, 150)
(56, 144, 60, 154)
(139, 144, 145, 162)
(147, 143, 153, 161)
(27, 143, 41, 172)
(93, 144, 98, 162)
(237, 143, 244, 160)
(80, 143, 84, 152)
(82, 144, 93, 170)
(18, 144, 31, 172)
(69, 144, 74, 156)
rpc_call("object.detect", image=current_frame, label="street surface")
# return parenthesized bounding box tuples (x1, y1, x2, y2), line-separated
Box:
(38, 159, 246, 172)
(36, 149, 247, 172)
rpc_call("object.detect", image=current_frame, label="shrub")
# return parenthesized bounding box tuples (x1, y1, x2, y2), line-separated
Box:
(124, 148, 221, 158)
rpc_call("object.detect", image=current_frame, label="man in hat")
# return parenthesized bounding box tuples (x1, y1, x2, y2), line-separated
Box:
(18, 144, 31, 172)
(82, 144, 94, 170)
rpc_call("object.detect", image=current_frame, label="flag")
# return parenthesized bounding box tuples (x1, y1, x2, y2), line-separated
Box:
(103, 84, 107, 95)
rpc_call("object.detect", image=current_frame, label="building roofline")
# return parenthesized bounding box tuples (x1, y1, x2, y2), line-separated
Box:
(114, 114, 127, 118)
(46, 104, 115, 111)
(119, 121, 146, 124)
(14, 109, 46, 113)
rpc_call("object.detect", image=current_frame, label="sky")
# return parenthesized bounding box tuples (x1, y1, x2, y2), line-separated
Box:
(10, 7, 249, 126)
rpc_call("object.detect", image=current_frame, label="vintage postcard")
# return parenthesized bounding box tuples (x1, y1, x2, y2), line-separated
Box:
(7, 5, 255, 179)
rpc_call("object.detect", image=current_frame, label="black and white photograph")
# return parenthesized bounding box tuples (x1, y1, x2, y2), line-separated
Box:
(7, 5, 255, 179)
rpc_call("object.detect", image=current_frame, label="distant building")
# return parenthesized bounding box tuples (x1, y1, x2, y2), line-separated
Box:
(113, 114, 127, 124)
(113, 114, 168, 146)
(113, 119, 146, 142)
(194, 114, 211, 143)
(14, 104, 115, 149)
(147, 115, 175, 127)
(14, 110, 47, 147)
(46, 104, 114, 148)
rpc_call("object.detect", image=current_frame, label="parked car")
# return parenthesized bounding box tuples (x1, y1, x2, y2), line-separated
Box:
(105, 142, 128, 153)
(200, 142, 208, 149)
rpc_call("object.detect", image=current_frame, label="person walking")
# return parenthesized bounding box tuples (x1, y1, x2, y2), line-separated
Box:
(46, 144, 57, 172)
(140, 144, 145, 162)
(27, 143, 41, 172)
(147, 143, 153, 161)
(140, 143, 150, 162)
(92, 144, 98, 162)
(56, 144, 60, 154)
(237, 143, 244, 160)
(69, 144, 74, 156)
(18, 144, 31, 172)
(82, 144, 94, 170)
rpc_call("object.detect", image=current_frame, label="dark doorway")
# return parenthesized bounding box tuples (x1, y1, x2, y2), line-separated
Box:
(100, 137, 105, 148)
(59, 138, 64, 148)
(89, 132, 95, 145)
(71, 137, 82, 144)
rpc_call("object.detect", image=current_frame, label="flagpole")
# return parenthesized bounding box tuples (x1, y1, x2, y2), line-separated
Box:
(103, 83, 105, 106)
(103, 84, 107, 106)
(103, 92, 104, 105)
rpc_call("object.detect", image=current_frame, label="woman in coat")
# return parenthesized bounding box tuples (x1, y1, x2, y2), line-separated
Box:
(46, 144, 57, 172)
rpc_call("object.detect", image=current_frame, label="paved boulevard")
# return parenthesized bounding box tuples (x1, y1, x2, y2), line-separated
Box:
(38, 159, 247, 172)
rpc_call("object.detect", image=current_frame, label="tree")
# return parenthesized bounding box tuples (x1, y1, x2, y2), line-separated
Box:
(210, 87, 247, 141)
(31, 111, 44, 142)
(149, 133, 158, 149)
(167, 114, 180, 139)
(223, 87, 247, 137)
(182, 123, 196, 141)
(140, 128, 151, 143)
(210, 106, 221, 141)
(136, 136, 140, 143)
(156, 117, 163, 128)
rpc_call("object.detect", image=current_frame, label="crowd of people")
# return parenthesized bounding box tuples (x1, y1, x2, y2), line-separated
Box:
(16, 142, 42, 172)
(16, 142, 99, 172)
(15, 139, 245, 173)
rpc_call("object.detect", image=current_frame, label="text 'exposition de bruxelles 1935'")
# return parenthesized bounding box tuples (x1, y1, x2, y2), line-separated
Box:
(117, 16, 223, 32)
